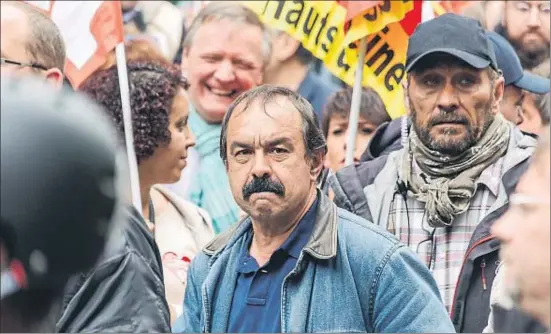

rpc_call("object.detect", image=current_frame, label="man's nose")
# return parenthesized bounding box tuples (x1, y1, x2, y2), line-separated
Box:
(213, 60, 236, 83)
(527, 7, 542, 28)
(251, 152, 271, 179)
(437, 82, 460, 111)
(491, 210, 515, 244)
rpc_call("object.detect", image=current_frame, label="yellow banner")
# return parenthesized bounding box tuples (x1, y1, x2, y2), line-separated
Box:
(242, 0, 414, 119)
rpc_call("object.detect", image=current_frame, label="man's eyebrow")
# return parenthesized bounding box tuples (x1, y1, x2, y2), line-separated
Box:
(229, 141, 253, 152)
(265, 137, 293, 147)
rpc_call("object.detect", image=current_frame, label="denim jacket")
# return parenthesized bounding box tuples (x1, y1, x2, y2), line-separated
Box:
(173, 191, 455, 333)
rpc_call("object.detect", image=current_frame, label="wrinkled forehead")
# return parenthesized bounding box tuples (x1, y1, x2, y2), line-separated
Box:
(228, 97, 304, 139)
(410, 53, 484, 76)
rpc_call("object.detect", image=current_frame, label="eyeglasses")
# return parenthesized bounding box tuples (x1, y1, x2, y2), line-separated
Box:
(0, 58, 48, 71)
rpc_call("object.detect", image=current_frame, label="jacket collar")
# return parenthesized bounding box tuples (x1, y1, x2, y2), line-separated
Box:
(203, 189, 338, 261)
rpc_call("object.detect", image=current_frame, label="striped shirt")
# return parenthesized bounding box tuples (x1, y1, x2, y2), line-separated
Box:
(388, 157, 504, 311)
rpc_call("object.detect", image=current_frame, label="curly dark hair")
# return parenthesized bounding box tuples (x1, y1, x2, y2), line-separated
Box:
(80, 60, 189, 164)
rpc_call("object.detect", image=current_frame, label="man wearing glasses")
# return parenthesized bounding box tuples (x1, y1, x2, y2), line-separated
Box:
(0, 1, 65, 88)
(495, 0, 550, 73)
(485, 127, 551, 333)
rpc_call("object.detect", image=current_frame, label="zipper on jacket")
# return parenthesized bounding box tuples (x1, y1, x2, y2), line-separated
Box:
(450, 235, 495, 318)
(481, 257, 487, 291)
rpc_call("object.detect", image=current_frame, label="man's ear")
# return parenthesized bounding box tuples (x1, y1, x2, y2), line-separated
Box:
(492, 74, 505, 116)
(309, 151, 325, 182)
(275, 32, 301, 63)
(44, 68, 63, 90)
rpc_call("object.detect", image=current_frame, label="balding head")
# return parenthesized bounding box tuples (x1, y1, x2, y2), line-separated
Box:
(1, 1, 65, 87)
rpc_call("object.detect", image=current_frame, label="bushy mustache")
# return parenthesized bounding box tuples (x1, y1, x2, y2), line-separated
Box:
(242, 175, 285, 200)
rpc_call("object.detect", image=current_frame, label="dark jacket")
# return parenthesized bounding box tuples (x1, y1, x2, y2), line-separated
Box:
(55, 206, 171, 332)
(330, 121, 537, 333)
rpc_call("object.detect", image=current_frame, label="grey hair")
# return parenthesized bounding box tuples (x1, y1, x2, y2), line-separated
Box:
(182, 2, 272, 68)
(220, 84, 327, 164)
(6, 2, 66, 72)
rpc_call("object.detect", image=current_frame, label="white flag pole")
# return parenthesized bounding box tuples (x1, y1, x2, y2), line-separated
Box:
(115, 42, 142, 210)
(344, 36, 368, 166)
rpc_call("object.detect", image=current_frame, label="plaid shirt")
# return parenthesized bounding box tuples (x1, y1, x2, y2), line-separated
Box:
(387, 157, 504, 311)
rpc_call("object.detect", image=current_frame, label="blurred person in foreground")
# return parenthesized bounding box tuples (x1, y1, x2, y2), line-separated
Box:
(495, 0, 550, 73)
(174, 85, 454, 333)
(485, 126, 551, 333)
(0, 2, 172, 331)
(121, 0, 184, 62)
(322, 87, 391, 172)
(330, 14, 537, 332)
(264, 29, 340, 120)
(178, 2, 271, 234)
(0, 1, 64, 88)
(486, 32, 550, 135)
(0, 76, 123, 332)
(81, 60, 214, 324)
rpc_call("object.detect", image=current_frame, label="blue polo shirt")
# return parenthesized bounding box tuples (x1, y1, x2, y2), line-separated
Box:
(227, 199, 318, 333)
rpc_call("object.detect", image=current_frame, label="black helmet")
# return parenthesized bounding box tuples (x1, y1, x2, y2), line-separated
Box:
(0, 76, 124, 298)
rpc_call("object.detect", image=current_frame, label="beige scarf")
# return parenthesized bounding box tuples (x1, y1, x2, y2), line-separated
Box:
(401, 113, 510, 227)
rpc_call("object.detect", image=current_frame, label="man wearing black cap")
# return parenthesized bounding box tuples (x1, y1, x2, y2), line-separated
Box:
(487, 31, 550, 133)
(330, 13, 537, 333)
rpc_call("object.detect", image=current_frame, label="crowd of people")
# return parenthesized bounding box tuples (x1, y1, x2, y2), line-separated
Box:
(0, 0, 550, 333)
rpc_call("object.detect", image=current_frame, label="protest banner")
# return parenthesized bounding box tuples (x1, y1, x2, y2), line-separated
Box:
(243, 0, 422, 119)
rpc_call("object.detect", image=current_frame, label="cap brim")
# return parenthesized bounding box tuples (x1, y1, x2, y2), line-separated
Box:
(513, 71, 550, 94)
(406, 48, 491, 72)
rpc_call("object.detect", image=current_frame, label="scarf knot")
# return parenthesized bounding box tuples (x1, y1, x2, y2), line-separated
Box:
(401, 114, 511, 228)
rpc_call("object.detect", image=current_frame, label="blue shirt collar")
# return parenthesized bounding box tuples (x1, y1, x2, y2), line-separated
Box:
(279, 198, 318, 259)
(237, 198, 319, 273)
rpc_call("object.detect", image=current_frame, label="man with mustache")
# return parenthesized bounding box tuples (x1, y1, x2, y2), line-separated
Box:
(495, 0, 550, 73)
(173, 85, 455, 333)
(330, 14, 537, 332)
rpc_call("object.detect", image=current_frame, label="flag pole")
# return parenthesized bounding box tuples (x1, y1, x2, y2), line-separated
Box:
(115, 42, 142, 210)
(344, 36, 368, 166)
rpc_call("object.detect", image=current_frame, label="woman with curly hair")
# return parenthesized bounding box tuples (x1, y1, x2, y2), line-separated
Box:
(80, 60, 214, 324)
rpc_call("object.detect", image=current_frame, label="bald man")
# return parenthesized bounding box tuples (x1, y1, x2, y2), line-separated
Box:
(0, 1, 65, 88)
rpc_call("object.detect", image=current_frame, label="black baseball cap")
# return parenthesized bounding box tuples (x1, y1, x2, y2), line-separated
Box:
(486, 31, 550, 94)
(406, 13, 499, 72)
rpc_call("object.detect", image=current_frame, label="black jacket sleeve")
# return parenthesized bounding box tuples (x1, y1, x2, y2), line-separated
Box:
(55, 207, 170, 333)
